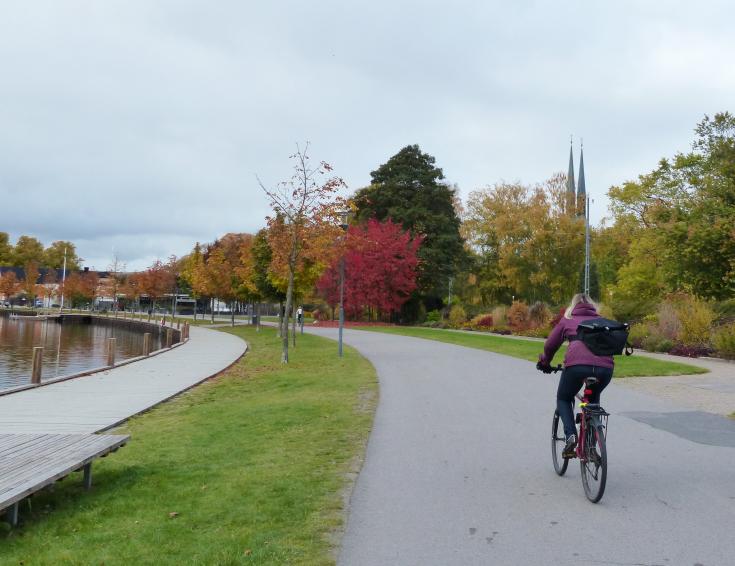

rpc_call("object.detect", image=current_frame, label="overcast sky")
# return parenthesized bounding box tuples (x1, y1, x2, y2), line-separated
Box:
(1, 1, 733, 271)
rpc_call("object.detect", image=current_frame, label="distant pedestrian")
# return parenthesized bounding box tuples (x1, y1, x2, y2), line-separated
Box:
(297, 306, 303, 325)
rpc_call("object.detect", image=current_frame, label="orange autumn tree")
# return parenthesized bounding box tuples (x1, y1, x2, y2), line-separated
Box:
(259, 144, 346, 363)
(0, 271, 19, 303)
(139, 259, 177, 319)
(22, 261, 40, 306)
(63, 271, 99, 308)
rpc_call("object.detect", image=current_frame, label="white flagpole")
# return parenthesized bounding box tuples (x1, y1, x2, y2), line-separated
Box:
(59, 246, 67, 312)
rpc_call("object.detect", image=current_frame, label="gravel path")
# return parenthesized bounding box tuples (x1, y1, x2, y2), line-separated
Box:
(305, 326, 735, 566)
(616, 353, 735, 416)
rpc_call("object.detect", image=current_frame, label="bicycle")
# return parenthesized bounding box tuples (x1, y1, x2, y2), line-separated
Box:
(547, 365, 610, 503)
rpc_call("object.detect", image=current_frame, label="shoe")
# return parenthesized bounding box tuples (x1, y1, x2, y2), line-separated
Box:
(562, 434, 577, 458)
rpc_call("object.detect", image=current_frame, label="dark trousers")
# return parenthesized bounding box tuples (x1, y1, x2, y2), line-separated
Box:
(556, 365, 613, 438)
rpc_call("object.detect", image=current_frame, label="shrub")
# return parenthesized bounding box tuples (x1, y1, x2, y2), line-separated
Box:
(426, 309, 442, 323)
(713, 323, 735, 359)
(448, 305, 467, 327)
(516, 327, 550, 339)
(641, 332, 671, 353)
(471, 314, 494, 329)
(528, 301, 551, 328)
(668, 344, 712, 358)
(416, 302, 427, 324)
(628, 323, 649, 348)
(492, 305, 507, 327)
(490, 326, 512, 335)
(671, 293, 715, 347)
(507, 301, 530, 330)
(656, 301, 682, 341)
(549, 307, 565, 329)
(715, 298, 735, 320)
(596, 302, 615, 319)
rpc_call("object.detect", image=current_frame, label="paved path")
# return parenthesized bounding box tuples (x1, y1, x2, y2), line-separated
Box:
(0, 326, 246, 434)
(304, 327, 735, 566)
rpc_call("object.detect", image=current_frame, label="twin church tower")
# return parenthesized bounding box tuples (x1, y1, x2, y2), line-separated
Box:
(566, 139, 586, 217)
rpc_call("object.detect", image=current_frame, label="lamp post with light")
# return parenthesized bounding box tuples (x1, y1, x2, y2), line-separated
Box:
(338, 210, 350, 357)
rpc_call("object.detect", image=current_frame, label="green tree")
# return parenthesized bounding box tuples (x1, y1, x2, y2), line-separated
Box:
(464, 175, 584, 306)
(252, 229, 286, 304)
(353, 144, 465, 309)
(608, 112, 735, 300)
(44, 241, 81, 270)
(12, 236, 44, 267)
(0, 233, 12, 264)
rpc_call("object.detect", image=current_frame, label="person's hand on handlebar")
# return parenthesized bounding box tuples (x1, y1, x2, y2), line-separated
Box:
(536, 360, 554, 374)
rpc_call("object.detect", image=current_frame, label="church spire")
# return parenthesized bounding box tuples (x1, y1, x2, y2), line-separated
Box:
(566, 136, 576, 214)
(577, 141, 586, 217)
(566, 136, 575, 196)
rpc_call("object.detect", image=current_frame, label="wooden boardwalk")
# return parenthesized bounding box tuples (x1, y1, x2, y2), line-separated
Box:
(0, 326, 247, 434)
(0, 433, 129, 525)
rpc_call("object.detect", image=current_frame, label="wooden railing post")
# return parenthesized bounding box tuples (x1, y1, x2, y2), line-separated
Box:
(166, 329, 173, 348)
(143, 333, 151, 356)
(31, 346, 43, 384)
(106, 337, 116, 367)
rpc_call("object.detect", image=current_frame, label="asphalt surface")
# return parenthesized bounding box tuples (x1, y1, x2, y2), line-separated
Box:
(304, 326, 735, 566)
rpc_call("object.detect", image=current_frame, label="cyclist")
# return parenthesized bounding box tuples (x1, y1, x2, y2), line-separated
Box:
(537, 293, 614, 456)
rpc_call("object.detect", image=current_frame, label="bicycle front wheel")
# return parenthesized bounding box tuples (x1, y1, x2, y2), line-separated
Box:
(551, 411, 569, 476)
(580, 422, 607, 503)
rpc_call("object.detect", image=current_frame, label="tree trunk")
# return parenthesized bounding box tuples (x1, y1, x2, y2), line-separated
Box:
(211, 298, 215, 323)
(277, 301, 283, 338)
(282, 269, 295, 363)
(231, 301, 235, 327)
(256, 302, 261, 332)
(292, 301, 296, 348)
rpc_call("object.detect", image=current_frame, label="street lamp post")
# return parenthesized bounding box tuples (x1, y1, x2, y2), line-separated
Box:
(338, 210, 350, 357)
(584, 194, 591, 295)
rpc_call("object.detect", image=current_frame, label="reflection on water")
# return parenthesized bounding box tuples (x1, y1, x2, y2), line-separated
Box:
(0, 315, 164, 391)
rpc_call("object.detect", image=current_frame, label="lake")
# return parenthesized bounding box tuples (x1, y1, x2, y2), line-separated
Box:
(0, 314, 164, 392)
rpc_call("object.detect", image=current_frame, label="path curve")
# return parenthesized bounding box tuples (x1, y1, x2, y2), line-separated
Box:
(305, 326, 735, 566)
(0, 326, 247, 434)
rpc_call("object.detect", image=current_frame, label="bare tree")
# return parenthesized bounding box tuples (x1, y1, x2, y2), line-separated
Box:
(259, 143, 345, 363)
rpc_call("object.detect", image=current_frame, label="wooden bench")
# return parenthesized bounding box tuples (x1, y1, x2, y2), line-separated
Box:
(0, 433, 129, 526)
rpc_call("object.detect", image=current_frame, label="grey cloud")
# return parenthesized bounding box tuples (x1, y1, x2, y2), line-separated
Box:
(1, 0, 733, 270)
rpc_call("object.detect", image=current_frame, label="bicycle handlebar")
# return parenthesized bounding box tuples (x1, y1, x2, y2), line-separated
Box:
(536, 362, 563, 374)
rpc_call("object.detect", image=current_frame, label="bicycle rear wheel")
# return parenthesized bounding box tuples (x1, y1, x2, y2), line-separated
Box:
(551, 411, 569, 476)
(580, 421, 607, 503)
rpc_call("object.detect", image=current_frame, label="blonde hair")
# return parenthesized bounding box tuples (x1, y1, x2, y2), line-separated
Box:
(564, 293, 597, 319)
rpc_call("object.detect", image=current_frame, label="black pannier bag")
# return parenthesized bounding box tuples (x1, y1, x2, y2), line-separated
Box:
(571, 317, 633, 356)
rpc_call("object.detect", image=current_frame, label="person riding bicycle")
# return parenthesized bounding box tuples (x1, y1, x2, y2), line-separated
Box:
(537, 293, 613, 457)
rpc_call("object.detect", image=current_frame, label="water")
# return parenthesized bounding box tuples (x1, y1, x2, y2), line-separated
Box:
(0, 315, 164, 391)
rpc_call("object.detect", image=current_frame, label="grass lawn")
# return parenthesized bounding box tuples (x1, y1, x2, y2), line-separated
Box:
(0, 326, 377, 565)
(356, 326, 707, 378)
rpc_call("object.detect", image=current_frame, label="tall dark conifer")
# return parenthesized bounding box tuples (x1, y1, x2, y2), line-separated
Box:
(353, 144, 465, 312)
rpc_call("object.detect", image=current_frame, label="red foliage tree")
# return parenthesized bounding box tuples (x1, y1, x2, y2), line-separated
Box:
(317, 219, 422, 320)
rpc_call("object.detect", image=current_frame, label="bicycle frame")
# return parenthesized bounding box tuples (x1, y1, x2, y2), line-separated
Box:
(574, 378, 609, 460)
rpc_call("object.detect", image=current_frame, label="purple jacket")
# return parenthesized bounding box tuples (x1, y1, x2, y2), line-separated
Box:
(539, 303, 614, 369)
